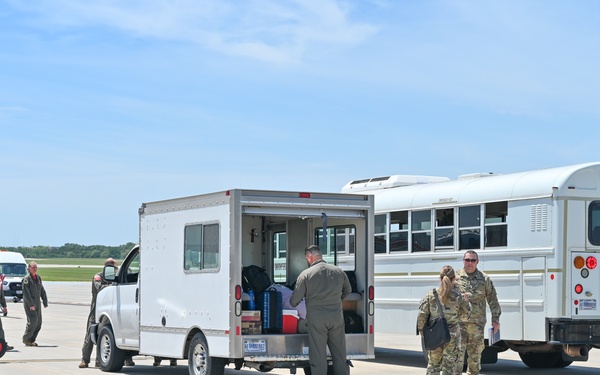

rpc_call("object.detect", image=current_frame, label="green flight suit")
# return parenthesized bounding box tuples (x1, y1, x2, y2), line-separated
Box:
(22, 272, 48, 344)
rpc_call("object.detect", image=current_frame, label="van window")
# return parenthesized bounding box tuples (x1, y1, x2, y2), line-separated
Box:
(184, 223, 220, 271)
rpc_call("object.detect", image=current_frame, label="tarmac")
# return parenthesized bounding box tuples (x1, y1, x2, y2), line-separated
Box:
(0, 282, 599, 375)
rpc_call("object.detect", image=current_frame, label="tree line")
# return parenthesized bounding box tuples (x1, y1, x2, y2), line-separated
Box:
(1, 242, 137, 259)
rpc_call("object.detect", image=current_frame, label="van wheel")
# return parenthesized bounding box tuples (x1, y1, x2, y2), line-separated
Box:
(188, 332, 225, 375)
(97, 325, 125, 372)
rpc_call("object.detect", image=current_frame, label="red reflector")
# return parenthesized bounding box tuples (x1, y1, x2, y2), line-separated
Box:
(550, 274, 555, 280)
(235, 285, 242, 300)
(574, 299, 579, 305)
(368, 286, 374, 300)
(370, 325, 373, 334)
(586, 256, 597, 269)
(575, 284, 584, 294)
(299, 192, 311, 198)
(236, 326, 240, 335)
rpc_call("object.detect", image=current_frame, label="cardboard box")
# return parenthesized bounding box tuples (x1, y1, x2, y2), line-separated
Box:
(242, 310, 261, 322)
(282, 310, 299, 334)
(242, 321, 262, 335)
(342, 300, 357, 311)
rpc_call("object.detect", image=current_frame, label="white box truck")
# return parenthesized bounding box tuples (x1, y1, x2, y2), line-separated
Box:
(91, 189, 375, 374)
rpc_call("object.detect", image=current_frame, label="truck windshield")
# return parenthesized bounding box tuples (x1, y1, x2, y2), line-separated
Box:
(0, 263, 27, 277)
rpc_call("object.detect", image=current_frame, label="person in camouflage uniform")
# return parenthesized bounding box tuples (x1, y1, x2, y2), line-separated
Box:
(418, 265, 471, 375)
(455, 251, 501, 375)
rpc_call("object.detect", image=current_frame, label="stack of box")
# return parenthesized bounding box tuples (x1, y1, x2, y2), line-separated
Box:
(242, 310, 262, 335)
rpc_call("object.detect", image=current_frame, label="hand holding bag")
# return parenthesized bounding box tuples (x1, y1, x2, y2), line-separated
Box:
(423, 289, 451, 350)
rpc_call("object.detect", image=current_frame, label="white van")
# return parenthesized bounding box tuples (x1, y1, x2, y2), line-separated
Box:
(0, 251, 27, 302)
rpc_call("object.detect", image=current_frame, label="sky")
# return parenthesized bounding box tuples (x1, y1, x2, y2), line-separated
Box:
(1, 0, 599, 247)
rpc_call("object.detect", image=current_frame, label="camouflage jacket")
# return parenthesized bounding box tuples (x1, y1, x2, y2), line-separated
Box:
(417, 287, 471, 332)
(456, 268, 501, 324)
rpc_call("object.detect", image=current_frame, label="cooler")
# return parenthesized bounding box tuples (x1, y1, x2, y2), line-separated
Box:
(282, 310, 299, 334)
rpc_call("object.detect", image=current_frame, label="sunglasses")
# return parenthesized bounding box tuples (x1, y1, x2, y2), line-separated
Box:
(463, 259, 478, 263)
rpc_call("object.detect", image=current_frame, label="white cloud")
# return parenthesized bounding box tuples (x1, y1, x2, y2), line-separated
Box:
(7, 0, 377, 64)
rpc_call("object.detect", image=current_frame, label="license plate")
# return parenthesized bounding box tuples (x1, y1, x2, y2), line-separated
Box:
(580, 299, 597, 310)
(244, 339, 267, 353)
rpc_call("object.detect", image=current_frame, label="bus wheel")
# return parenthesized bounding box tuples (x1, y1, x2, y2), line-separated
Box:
(518, 352, 562, 368)
(188, 332, 225, 375)
(97, 325, 125, 372)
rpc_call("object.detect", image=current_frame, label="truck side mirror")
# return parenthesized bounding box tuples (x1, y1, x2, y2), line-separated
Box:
(103, 265, 117, 282)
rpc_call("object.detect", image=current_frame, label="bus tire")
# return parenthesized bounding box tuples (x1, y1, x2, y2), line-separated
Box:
(97, 325, 125, 372)
(188, 332, 225, 375)
(518, 351, 561, 368)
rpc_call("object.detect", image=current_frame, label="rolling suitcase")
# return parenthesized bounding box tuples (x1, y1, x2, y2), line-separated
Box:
(257, 287, 283, 333)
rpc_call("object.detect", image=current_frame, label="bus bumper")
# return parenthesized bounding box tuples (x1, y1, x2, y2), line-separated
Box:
(547, 318, 600, 344)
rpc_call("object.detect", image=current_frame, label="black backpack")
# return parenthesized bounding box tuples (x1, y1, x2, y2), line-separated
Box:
(242, 265, 272, 293)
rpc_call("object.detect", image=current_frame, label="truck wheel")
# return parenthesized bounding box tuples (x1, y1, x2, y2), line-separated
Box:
(188, 332, 225, 375)
(97, 325, 126, 372)
(518, 352, 561, 368)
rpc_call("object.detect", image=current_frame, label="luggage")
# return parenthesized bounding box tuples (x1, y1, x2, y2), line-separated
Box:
(242, 265, 272, 294)
(343, 311, 363, 333)
(257, 287, 283, 333)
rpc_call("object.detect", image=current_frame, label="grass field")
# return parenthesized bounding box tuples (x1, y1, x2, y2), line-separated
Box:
(25, 258, 115, 281)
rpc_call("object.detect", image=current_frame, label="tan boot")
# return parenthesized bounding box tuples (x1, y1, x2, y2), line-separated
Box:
(79, 361, 89, 368)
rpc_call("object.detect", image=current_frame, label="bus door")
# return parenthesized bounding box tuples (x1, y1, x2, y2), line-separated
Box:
(522, 256, 546, 341)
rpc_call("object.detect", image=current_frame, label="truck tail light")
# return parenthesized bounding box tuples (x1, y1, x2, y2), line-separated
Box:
(235, 285, 242, 300)
(368, 285, 374, 300)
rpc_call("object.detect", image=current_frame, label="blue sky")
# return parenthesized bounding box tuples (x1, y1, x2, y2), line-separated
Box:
(1, 0, 599, 247)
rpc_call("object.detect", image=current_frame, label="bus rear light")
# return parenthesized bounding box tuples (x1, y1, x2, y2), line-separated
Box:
(574, 256, 585, 269)
(575, 284, 584, 294)
(586, 256, 597, 269)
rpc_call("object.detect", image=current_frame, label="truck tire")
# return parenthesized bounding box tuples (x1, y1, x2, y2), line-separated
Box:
(188, 332, 225, 375)
(97, 325, 126, 372)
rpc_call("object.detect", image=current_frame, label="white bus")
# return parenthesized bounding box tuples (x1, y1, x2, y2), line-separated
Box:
(342, 162, 600, 369)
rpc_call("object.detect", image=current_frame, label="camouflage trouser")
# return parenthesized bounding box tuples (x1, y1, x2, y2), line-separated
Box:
(455, 323, 484, 375)
(427, 324, 461, 375)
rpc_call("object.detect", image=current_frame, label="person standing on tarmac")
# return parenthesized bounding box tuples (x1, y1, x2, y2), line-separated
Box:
(79, 258, 135, 368)
(417, 265, 471, 375)
(0, 274, 15, 352)
(290, 245, 352, 375)
(22, 261, 48, 347)
(79, 258, 119, 368)
(455, 251, 501, 375)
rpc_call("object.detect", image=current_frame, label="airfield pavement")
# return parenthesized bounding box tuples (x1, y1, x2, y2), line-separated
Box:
(0, 282, 599, 375)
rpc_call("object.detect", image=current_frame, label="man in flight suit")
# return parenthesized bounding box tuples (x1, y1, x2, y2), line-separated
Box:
(0, 274, 15, 353)
(290, 245, 352, 375)
(79, 258, 119, 368)
(22, 261, 48, 346)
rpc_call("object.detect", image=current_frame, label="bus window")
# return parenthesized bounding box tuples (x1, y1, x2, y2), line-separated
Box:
(375, 214, 387, 253)
(315, 225, 356, 263)
(485, 202, 507, 247)
(390, 211, 408, 252)
(412, 210, 431, 252)
(435, 208, 454, 249)
(459, 205, 481, 250)
(588, 201, 600, 246)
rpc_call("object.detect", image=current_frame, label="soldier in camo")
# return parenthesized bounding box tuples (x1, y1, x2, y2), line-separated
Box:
(418, 265, 471, 375)
(455, 251, 501, 375)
